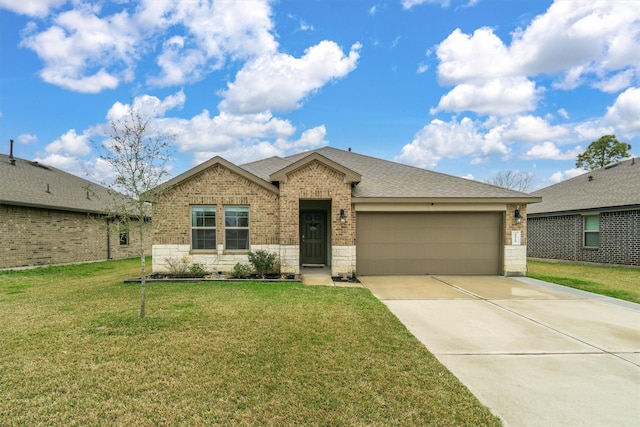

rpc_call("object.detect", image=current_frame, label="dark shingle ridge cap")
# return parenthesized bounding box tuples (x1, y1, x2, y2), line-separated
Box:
(0, 153, 114, 214)
(529, 157, 640, 214)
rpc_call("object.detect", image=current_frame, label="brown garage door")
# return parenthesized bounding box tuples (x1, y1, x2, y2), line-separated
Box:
(356, 212, 502, 275)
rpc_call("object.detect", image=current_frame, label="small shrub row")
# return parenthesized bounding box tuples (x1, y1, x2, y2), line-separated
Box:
(164, 250, 281, 279)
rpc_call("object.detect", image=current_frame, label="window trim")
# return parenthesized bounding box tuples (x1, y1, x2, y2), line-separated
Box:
(191, 205, 217, 251)
(224, 205, 250, 251)
(583, 214, 600, 248)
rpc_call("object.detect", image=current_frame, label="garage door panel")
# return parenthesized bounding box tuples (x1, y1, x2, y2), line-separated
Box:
(357, 212, 501, 275)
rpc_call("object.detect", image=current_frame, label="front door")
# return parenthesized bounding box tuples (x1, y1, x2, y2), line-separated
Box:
(300, 212, 326, 266)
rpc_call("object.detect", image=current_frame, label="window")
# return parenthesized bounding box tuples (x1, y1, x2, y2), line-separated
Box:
(191, 206, 216, 250)
(119, 224, 129, 246)
(584, 215, 600, 247)
(225, 206, 250, 250)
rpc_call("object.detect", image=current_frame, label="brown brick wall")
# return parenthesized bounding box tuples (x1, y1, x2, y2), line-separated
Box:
(0, 205, 151, 269)
(279, 160, 354, 246)
(505, 203, 527, 245)
(152, 164, 280, 248)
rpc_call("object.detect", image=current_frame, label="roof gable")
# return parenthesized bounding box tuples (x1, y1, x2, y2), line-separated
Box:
(269, 152, 361, 184)
(150, 156, 279, 197)
(529, 157, 640, 214)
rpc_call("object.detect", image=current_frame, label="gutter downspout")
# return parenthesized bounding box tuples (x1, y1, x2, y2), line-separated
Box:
(106, 217, 112, 260)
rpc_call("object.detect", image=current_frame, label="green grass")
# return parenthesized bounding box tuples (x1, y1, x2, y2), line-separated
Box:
(0, 259, 499, 426)
(527, 260, 640, 304)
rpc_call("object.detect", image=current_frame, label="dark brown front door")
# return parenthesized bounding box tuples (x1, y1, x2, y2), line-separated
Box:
(301, 212, 326, 265)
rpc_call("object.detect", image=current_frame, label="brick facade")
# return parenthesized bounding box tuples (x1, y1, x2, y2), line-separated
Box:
(527, 209, 639, 266)
(152, 160, 357, 275)
(152, 159, 531, 276)
(0, 205, 151, 269)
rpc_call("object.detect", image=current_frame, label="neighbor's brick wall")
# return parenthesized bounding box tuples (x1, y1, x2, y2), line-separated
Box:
(152, 164, 280, 248)
(527, 210, 639, 266)
(0, 205, 151, 269)
(279, 160, 355, 247)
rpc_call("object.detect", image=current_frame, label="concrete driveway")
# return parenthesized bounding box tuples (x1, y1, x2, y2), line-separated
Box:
(360, 275, 640, 427)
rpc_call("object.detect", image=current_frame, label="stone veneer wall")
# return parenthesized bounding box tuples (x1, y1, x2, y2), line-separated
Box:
(528, 209, 639, 266)
(0, 205, 150, 269)
(152, 164, 280, 273)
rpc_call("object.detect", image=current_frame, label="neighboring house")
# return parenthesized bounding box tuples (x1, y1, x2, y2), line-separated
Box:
(528, 157, 639, 266)
(0, 152, 151, 269)
(150, 147, 539, 276)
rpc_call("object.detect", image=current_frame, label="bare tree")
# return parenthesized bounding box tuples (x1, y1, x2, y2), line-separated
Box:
(485, 170, 534, 192)
(94, 107, 173, 317)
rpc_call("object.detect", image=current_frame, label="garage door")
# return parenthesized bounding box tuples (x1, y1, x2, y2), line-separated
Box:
(356, 212, 502, 275)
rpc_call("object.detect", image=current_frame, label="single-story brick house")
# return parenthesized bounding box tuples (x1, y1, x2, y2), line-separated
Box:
(150, 147, 540, 276)
(528, 157, 639, 266)
(0, 152, 151, 269)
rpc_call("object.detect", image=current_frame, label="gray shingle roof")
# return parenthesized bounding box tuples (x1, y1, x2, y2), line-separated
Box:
(0, 153, 117, 214)
(528, 157, 640, 215)
(240, 147, 536, 200)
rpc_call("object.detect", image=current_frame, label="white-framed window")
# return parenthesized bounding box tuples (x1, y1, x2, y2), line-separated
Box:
(584, 214, 600, 248)
(191, 206, 216, 250)
(225, 206, 250, 250)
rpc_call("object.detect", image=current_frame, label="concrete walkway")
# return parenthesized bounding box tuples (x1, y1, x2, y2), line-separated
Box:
(360, 275, 640, 427)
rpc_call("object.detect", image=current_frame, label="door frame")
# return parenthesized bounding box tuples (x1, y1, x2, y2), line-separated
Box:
(299, 210, 329, 267)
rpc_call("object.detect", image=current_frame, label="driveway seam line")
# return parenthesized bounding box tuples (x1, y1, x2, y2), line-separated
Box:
(432, 276, 640, 368)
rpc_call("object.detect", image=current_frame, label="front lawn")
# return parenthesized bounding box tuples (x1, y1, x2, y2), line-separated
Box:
(527, 260, 640, 304)
(0, 259, 499, 426)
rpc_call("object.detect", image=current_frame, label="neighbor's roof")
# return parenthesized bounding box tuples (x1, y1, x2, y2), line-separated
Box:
(242, 146, 538, 201)
(528, 157, 640, 215)
(0, 153, 121, 214)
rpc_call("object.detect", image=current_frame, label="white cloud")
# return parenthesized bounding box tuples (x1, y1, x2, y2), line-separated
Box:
(17, 133, 38, 144)
(603, 87, 640, 135)
(0, 0, 65, 17)
(106, 91, 186, 122)
(432, 77, 540, 116)
(549, 168, 586, 184)
(20, 7, 140, 93)
(522, 142, 583, 160)
(417, 63, 429, 74)
(219, 41, 361, 114)
(500, 115, 570, 144)
(45, 129, 91, 156)
(394, 117, 508, 168)
(558, 108, 569, 119)
(33, 153, 85, 177)
(401, 0, 451, 9)
(368, 5, 377, 15)
(433, 1, 640, 115)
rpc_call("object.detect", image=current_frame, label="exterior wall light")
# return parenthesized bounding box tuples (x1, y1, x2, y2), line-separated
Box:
(339, 209, 347, 224)
(514, 208, 522, 224)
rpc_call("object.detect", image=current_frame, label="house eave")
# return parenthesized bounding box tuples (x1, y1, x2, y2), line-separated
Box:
(528, 204, 640, 218)
(352, 196, 542, 204)
(0, 199, 105, 215)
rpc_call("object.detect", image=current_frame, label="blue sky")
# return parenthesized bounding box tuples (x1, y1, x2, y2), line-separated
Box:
(1, 0, 639, 190)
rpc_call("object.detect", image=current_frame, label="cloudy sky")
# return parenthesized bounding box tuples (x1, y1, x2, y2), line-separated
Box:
(1, 0, 639, 190)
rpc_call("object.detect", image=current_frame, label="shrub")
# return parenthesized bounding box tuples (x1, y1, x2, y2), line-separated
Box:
(188, 263, 207, 277)
(164, 257, 190, 277)
(231, 263, 252, 279)
(248, 250, 277, 279)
